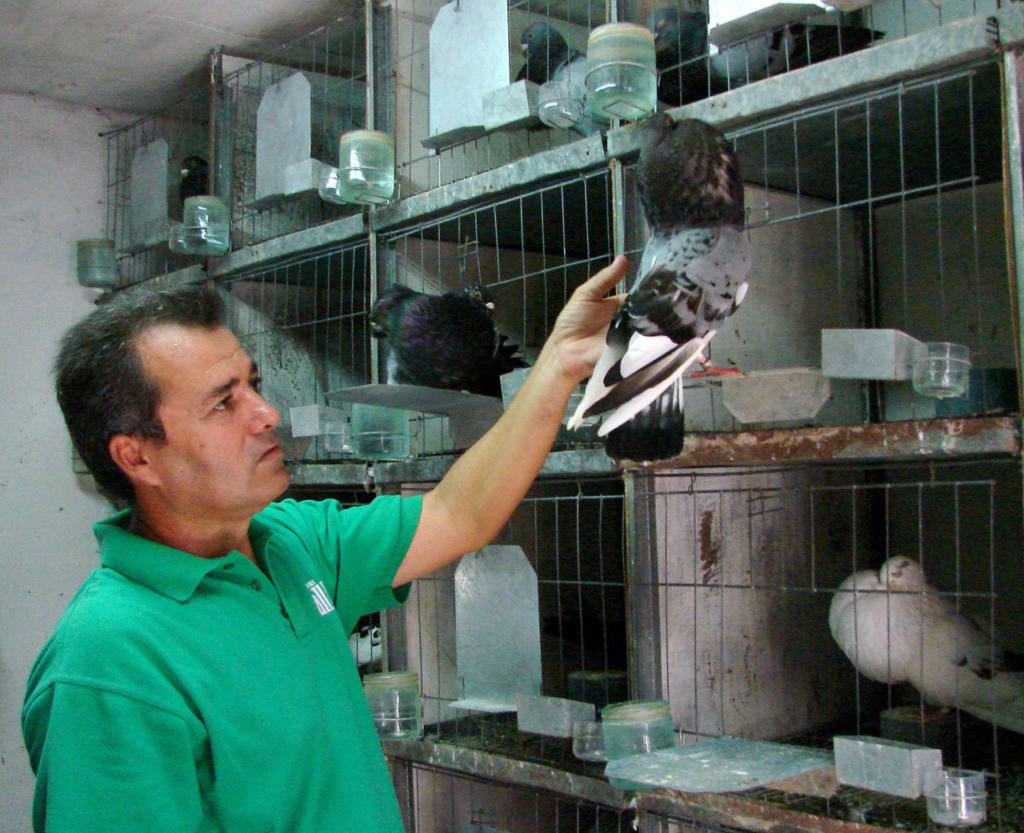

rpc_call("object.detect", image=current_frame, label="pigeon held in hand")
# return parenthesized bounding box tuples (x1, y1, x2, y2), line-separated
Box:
(370, 284, 527, 398)
(566, 113, 750, 462)
(829, 555, 1024, 734)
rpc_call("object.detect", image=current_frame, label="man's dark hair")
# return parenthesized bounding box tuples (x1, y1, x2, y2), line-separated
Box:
(55, 284, 226, 502)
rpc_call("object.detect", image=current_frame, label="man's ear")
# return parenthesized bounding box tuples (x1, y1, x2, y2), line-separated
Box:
(108, 434, 160, 488)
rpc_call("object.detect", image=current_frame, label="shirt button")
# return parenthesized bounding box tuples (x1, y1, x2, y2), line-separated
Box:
(250, 579, 261, 591)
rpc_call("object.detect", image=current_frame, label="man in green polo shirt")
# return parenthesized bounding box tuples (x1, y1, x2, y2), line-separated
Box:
(22, 255, 628, 833)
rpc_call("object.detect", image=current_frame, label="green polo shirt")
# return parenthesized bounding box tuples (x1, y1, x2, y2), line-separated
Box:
(22, 495, 422, 833)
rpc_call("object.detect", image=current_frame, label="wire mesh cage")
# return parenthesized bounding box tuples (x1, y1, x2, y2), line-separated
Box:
(378, 166, 614, 454)
(383, 0, 607, 194)
(218, 239, 373, 461)
(104, 87, 211, 286)
(616, 57, 1015, 436)
(391, 477, 626, 759)
(625, 456, 1023, 832)
(390, 761, 634, 833)
(220, 11, 371, 247)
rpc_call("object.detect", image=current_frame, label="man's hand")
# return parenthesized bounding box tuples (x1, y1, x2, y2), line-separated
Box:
(544, 255, 629, 383)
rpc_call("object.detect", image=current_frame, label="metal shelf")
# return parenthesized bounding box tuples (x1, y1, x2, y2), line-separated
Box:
(285, 417, 1019, 488)
(381, 737, 627, 810)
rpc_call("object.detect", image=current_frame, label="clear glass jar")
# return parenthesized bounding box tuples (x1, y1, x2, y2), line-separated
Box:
(600, 699, 675, 759)
(585, 23, 657, 122)
(350, 403, 412, 460)
(336, 130, 395, 205)
(182, 195, 230, 256)
(76, 238, 117, 288)
(363, 670, 422, 739)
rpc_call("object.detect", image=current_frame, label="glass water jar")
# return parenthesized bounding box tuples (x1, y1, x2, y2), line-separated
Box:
(600, 699, 675, 759)
(585, 23, 657, 122)
(363, 670, 422, 739)
(182, 195, 230, 256)
(76, 238, 117, 288)
(336, 130, 395, 205)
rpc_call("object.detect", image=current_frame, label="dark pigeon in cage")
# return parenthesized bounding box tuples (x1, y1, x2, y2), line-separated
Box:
(567, 113, 750, 462)
(516, 20, 601, 136)
(649, 7, 717, 107)
(515, 20, 584, 85)
(178, 154, 210, 206)
(710, 20, 882, 89)
(370, 284, 528, 399)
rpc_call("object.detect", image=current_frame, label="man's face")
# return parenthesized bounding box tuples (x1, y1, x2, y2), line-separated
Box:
(133, 323, 290, 522)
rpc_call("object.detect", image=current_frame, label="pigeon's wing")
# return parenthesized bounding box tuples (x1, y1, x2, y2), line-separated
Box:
(567, 226, 749, 432)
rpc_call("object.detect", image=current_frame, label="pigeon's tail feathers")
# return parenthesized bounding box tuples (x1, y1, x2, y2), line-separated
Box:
(604, 376, 686, 462)
(595, 333, 708, 436)
(494, 333, 529, 373)
(566, 327, 629, 430)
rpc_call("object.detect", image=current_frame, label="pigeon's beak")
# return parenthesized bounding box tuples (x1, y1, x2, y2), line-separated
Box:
(520, 41, 528, 57)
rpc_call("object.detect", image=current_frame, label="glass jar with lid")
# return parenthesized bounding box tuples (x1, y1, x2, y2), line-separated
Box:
(362, 670, 422, 739)
(585, 23, 657, 122)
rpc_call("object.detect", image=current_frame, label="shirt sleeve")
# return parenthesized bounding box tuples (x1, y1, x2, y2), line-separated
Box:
(260, 494, 423, 628)
(24, 681, 204, 833)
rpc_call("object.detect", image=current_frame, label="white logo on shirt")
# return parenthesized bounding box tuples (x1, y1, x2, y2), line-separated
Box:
(305, 580, 335, 615)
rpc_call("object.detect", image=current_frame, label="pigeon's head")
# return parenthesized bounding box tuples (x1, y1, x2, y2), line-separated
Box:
(370, 284, 420, 337)
(180, 155, 208, 180)
(520, 21, 565, 57)
(459, 285, 497, 312)
(879, 556, 926, 590)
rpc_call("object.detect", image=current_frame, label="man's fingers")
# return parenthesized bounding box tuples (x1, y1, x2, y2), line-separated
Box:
(577, 255, 629, 300)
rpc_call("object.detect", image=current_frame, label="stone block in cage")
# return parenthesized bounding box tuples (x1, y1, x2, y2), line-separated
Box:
(721, 367, 831, 424)
(514, 695, 595, 738)
(288, 404, 350, 438)
(254, 73, 332, 205)
(425, 0, 510, 148)
(833, 735, 943, 798)
(481, 80, 541, 132)
(821, 328, 922, 381)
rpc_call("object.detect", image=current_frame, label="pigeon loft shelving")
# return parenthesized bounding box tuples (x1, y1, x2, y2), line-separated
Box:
(106, 4, 1024, 832)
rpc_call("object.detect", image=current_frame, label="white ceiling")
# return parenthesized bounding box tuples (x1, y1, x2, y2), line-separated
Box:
(0, 0, 355, 113)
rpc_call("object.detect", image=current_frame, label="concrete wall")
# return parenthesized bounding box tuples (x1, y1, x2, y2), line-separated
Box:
(0, 92, 117, 832)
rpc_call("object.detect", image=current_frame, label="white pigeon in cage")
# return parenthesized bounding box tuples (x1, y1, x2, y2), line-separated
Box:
(829, 555, 1024, 734)
(566, 113, 750, 461)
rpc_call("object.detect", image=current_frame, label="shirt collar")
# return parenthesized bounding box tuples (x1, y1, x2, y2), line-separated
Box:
(94, 509, 263, 602)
